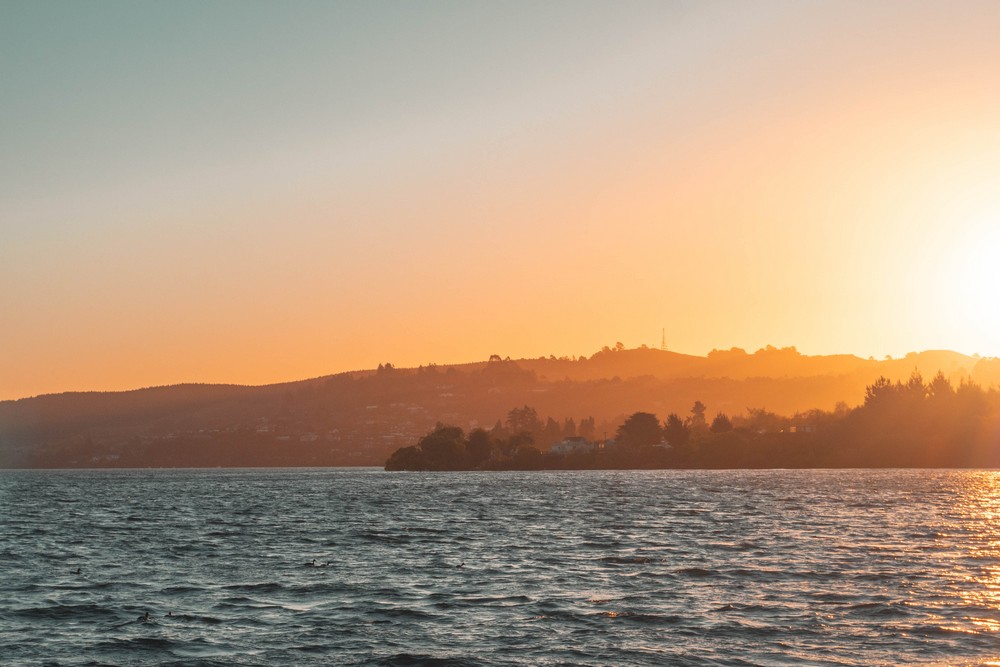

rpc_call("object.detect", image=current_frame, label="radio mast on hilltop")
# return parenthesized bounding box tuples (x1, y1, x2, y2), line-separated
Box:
(660, 328, 667, 352)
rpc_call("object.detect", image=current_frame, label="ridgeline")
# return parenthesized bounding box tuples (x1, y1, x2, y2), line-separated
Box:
(3, 346, 999, 469)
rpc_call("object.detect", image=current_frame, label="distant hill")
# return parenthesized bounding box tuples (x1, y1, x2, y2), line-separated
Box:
(0, 346, 993, 468)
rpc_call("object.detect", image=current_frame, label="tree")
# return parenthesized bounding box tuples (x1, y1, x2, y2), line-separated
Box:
(901, 370, 927, 404)
(466, 428, 493, 466)
(501, 431, 535, 458)
(710, 412, 733, 433)
(688, 401, 707, 429)
(510, 445, 543, 470)
(417, 424, 466, 470)
(506, 405, 542, 437)
(384, 445, 425, 471)
(928, 371, 954, 401)
(616, 412, 662, 449)
(744, 407, 783, 433)
(864, 376, 896, 409)
(542, 417, 562, 446)
(662, 413, 689, 447)
(489, 419, 508, 440)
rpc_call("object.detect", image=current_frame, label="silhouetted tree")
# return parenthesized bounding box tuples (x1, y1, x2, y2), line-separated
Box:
(662, 413, 689, 447)
(928, 371, 954, 401)
(384, 445, 425, 471)
(743, 407, 784, 433)
(688, 401, 707, 429)
(956, 378, 990, 417)
(710, 412, 733, 433)
(506, 405, 542, 437)
(417, 424, 466, 470)
(616, 412, 662, 448)
(501, 431, 535, 458)
(510, 445, 544, 470)
(901, 370, 927, 406)
(864, 376, 895, 409)
(466, 428, 493, 466)
(489, 419, 508, 440)
(542, 417, 562, 446)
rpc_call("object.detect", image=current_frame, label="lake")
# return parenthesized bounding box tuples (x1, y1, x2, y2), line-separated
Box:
(3, 468, 1000, 666)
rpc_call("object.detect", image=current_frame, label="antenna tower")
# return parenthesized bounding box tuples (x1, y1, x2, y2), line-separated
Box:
(660, 328, 667, 352)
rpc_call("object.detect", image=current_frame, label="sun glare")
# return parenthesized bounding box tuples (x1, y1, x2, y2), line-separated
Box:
(955, 223, 1000, 304)
(931, 213, 1000, 354)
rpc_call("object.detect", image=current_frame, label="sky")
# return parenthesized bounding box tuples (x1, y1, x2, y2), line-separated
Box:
(3, 0, 1000, 400)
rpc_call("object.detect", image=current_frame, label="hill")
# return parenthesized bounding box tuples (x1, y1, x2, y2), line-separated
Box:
(0, 346, 993, 468)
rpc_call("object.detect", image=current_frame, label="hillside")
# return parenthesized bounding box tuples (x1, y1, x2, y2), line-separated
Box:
(0, 346, 993, 468)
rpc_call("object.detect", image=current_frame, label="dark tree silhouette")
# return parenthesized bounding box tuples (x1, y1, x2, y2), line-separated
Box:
(466, 428, 493, 465)
(710, 412, 733, 433)
(502, 431, 535, 458)
(616, 412, 662, 448)
(743, 407, 784, 433)
(542, 417, 562, 446)
(864, 376, 895, 409)
(928, 371, 954, 400)
(506, 405, 542, 437)
(662, 413, 689, 447)
(688, 401, 707, 429)
(489, 419, 508, 440)
(384, 445, 424, 471)
(417, 424, 466, 470)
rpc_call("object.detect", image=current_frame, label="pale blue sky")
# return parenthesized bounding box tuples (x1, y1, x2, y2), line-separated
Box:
(2, 2, 687, 204)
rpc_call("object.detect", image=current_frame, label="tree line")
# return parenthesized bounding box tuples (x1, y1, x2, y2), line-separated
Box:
(385, 372, 1000, 470)
(384, 405, 598, 471)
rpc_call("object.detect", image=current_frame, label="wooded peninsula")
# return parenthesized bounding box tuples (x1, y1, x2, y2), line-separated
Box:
(386, 371, 1000, 471)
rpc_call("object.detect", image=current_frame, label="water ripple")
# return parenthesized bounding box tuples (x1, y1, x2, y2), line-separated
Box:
(4, 468, 1000, 666)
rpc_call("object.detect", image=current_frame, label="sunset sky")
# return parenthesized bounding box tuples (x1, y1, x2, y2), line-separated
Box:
(3, 1, 1000, 400)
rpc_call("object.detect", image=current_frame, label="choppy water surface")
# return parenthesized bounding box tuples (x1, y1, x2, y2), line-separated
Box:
(4, 469, 1000, 666)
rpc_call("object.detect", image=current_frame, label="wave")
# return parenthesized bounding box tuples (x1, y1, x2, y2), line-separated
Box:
(595, 610, 685, 625)
(675, 567, 716, 577)
(13, 602, 118, 620)
(599, 555, 659, 564)
(4, 468, 998, 666)
(368, 654, 484, 667)
(222, 582, 284, 593)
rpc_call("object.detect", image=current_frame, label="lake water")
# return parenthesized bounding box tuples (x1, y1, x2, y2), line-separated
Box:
(3, 468, 1000, 666)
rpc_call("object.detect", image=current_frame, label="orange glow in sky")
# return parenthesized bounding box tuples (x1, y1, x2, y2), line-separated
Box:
(2, 1, 1000, 400)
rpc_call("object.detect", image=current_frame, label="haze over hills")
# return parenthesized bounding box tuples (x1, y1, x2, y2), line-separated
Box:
(1, 345, 997, 469)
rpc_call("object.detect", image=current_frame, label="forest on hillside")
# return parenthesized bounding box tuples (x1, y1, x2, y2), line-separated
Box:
(385, 372, 1000, 471)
